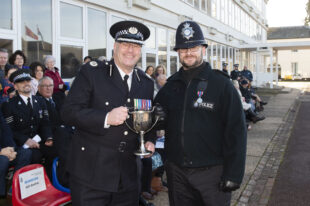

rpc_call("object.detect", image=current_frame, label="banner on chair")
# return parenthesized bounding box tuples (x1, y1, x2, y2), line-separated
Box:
(19, 167, 46, 199)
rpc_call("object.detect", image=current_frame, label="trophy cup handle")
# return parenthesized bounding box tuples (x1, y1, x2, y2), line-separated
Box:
(145, 115, 159, 133)
(125, 119, 138, 134)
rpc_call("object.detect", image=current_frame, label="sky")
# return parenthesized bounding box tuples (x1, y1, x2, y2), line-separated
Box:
(267, 0, 308, 27)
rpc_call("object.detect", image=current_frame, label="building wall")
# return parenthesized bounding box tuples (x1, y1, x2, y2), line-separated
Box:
(268, 38, 310, 79)
(0, 0, 268, 80)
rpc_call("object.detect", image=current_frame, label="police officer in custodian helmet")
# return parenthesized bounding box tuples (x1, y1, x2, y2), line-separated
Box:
(154, 21, 247, 206)
(61, 21, 156, 206)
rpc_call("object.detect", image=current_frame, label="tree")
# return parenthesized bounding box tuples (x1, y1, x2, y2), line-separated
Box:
(305, 0, 310, 25)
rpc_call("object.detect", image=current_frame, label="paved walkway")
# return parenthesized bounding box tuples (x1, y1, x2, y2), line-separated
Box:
(150, 87, 302, 206)
(267, 92, 310, 206)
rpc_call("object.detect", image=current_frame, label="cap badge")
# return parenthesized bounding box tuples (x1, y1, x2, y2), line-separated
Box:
(128, 27, 138, 34)
(89, 61, 98, 67)
(181, 23, 194, 40)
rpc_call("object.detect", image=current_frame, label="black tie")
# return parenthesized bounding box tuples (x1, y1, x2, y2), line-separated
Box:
(50, 98, 56, 108)
(123, 75, 129, 93)
(27, 97, 33, 113)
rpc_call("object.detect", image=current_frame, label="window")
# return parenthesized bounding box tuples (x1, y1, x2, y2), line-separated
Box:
(146, 53, 156, 68)
(21, 0, 52, 64)
(235, 5, 240, 31)
(60, 2, 83, 39)
(146, 26, 156, 49)
(158, 28, 167, 68)
(220, 0, 225, 23)
(169, 31, 176, 51)
(0, 0, 12, 30)
(194, 0, 199, 9)
(170, 56, 178, 75)
(88, 8, 107, 58)
(291, 62, 298, 75)
(61, 45, 83, 78)
(211, 0, 217, 18)
(201, 0, 207, 11)
(158, 28, 167, 52)
(0, 39, 13, 54)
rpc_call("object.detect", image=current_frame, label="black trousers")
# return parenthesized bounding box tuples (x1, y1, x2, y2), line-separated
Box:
(165, 161, 231, 206)
(70, 177, 139, 206)
(141, 157, 152, 193)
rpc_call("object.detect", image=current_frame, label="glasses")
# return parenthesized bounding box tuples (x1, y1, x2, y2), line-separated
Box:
(41, 84, 54, 88)
(179, 46, 201, 54)
(119, 42, 141, 50)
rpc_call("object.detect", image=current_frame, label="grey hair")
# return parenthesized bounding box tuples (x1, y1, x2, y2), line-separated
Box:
(0, 48, 8, 53)
(38, 76, 54, 86)
(44, 55, 56, 65)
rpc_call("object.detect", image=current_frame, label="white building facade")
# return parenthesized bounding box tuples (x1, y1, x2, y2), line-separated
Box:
(0, 0, 268, 82)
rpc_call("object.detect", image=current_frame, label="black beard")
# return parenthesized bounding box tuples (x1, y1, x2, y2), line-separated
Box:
(181, 51, 204, 70)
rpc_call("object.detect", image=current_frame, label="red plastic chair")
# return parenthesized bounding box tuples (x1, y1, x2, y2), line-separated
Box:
(12, 164, 71, 206)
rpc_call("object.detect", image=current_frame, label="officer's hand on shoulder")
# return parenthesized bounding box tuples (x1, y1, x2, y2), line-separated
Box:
(107, 106, 129, 126)
(219, 180, 240, 192)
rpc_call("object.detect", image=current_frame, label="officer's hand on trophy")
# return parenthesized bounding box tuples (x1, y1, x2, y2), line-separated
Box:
(25, 138, 40, 149)
(107, 106, 129, 126)
(219, 180, 240, 192)
(154, 103, 165, 121)
(144, 141, 155, 158)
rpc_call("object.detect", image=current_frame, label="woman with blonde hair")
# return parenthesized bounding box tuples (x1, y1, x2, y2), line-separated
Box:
(153, 64, 166, 78)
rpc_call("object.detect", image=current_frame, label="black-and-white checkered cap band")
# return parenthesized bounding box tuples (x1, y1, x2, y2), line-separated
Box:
(13, 73, 31, 82)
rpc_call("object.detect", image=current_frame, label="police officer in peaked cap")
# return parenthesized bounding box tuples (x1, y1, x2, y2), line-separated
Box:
(61, 20, 156, 205)
(231, 63, 241, 80)
(2, 69, 55, 173)
(222, 62, 229, 75)
(154, 21, 247, 206)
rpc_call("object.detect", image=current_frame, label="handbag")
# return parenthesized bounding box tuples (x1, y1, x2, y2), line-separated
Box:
(151, 151, 163, 171)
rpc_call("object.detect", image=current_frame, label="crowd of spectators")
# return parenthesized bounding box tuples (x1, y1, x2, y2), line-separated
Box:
(228, 63, 267, 130)
(0, 48, 71, 198)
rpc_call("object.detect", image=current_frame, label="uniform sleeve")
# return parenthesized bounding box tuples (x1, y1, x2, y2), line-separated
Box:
(1, 102, 29, 146)
(61, 66, 108, 135)
(220, 80, 247, 184)
(0, 111, 16, 148)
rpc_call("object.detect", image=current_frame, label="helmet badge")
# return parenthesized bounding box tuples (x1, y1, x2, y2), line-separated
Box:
(128, 27, 138, 34)
(181, 23, 194, 40)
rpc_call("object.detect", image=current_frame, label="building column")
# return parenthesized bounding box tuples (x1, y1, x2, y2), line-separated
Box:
(256, 48, 259, 87)
(275, 50, 279, 86)
(269, 47, 273, 88)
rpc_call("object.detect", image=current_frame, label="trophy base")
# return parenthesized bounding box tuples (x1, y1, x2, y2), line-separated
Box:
(134, 150, 152, 156)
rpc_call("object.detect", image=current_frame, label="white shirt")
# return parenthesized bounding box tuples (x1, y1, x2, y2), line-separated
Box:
(19, 94, 32, 107)
(104, 65, 134, 128)
(115, 63, 133, 91)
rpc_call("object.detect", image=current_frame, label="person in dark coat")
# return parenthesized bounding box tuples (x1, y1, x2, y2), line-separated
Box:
(222, 62, 228, 74)
(61, 20, 156, 206)
(1, 69, 56, 177)
(154, 21, 247, 206)
(230, 64, 241, 80)
(0, 111, 31, 198)
(37, 76, 72, 186)
(240, 65, 253, 82)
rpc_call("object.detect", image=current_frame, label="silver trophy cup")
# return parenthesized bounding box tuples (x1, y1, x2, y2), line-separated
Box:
(125, 107, 159, 156)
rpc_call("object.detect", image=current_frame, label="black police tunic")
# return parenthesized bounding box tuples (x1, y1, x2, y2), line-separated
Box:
(2, 95, 52, 146)
(154, 61, 247, 184)
(61, 60, 155, 192)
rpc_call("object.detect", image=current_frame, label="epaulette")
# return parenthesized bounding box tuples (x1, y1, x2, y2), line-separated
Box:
(213, 69, 230, 78)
